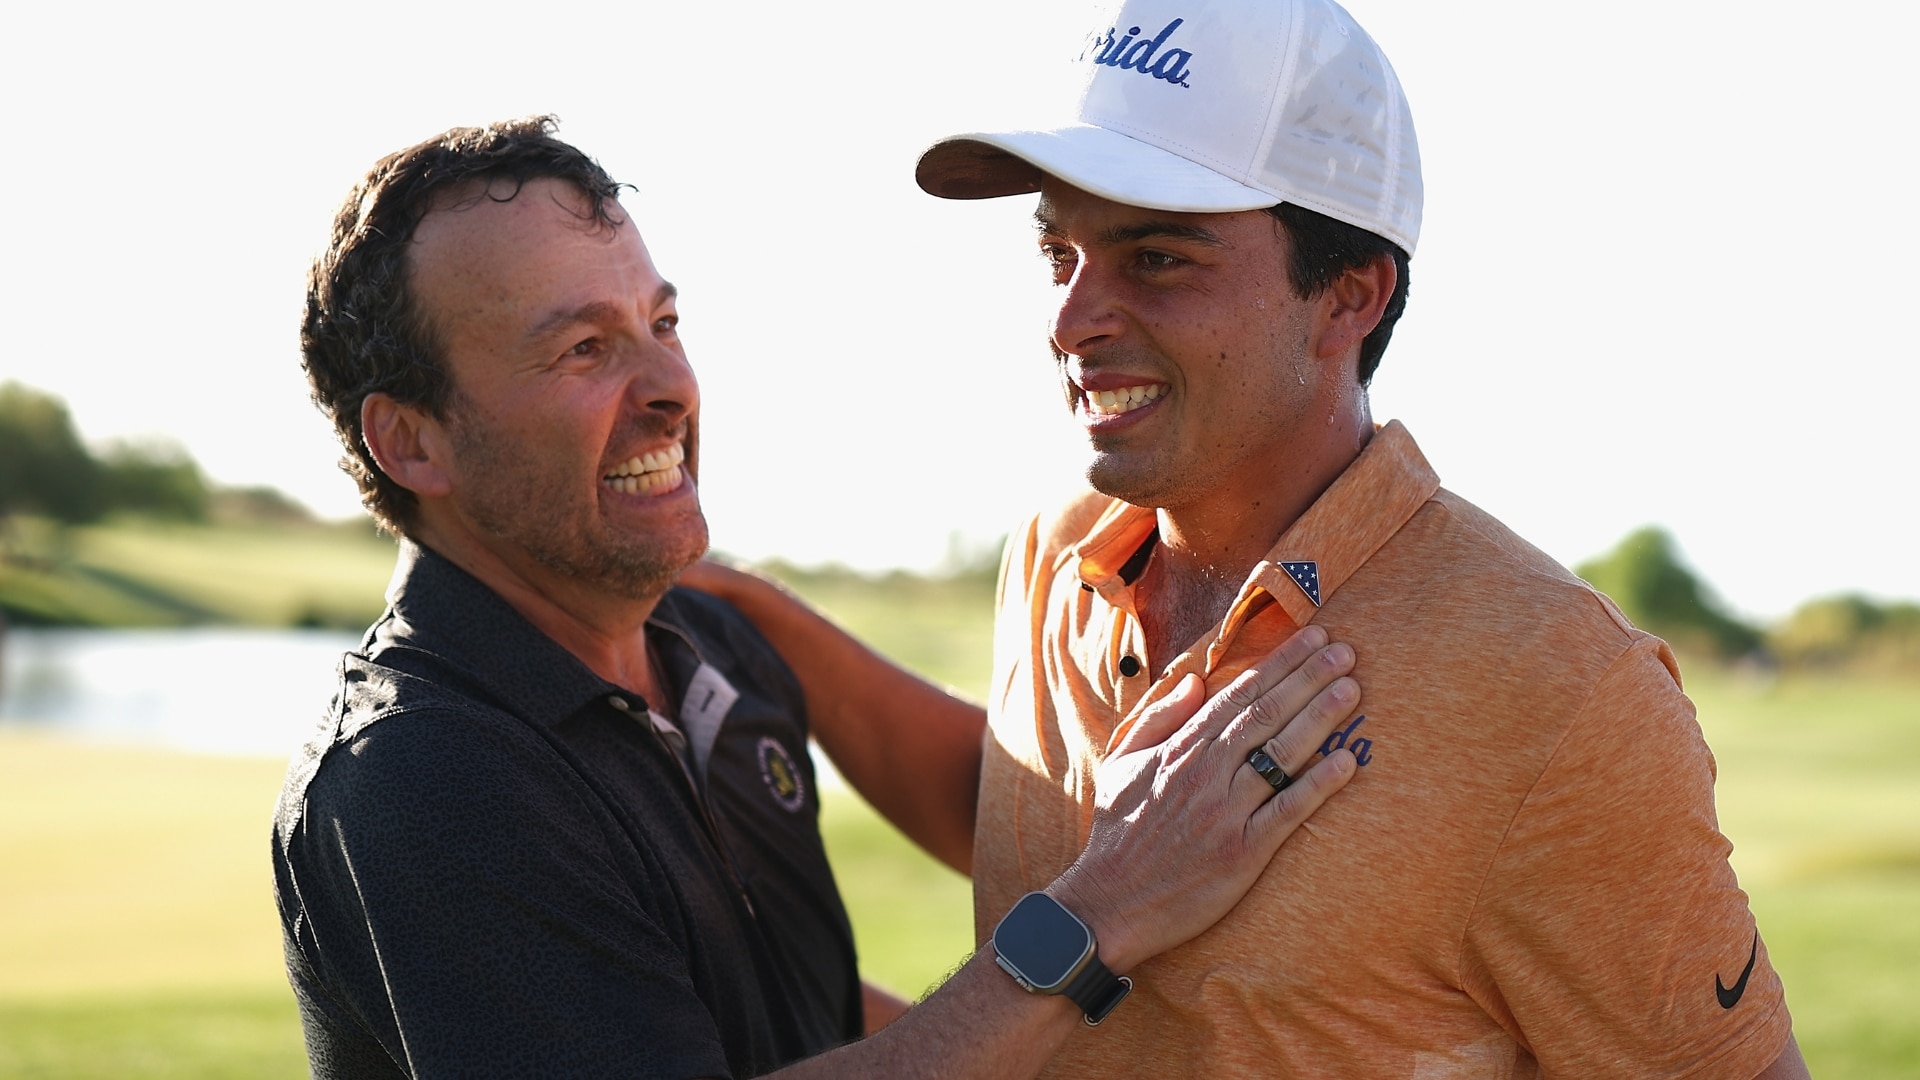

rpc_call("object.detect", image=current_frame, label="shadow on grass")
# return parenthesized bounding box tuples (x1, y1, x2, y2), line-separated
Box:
(66, 564, 225, 624)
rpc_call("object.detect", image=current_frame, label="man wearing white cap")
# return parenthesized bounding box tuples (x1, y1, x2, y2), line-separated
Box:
(705, 0, 1809, 1075)
(916, 0, 1810, 1075)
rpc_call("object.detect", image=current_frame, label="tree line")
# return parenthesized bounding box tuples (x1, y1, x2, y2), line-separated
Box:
(2, 381, 1913, 672)
(1577, 527, 1920, 677)
(0, 381, 210, 522)
(0, 381, 314, 525)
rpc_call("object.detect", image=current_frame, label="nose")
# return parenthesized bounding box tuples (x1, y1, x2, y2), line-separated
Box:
(1050, 257, 1124, 359)
(623, 337, 699, 430)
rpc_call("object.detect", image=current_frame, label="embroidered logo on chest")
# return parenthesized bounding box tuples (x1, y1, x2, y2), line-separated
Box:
(756, 736, 807, 812)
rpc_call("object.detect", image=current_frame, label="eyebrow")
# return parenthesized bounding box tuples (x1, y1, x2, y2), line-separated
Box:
(525, 282, 678, 343)
(1033, 211, 1227, 248)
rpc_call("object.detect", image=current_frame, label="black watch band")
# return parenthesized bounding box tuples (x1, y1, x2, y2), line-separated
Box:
(1060, 954, 1133, 1026)
(992, 891, 1134, 1026)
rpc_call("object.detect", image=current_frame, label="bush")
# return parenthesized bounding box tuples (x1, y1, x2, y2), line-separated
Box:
(1576, 526, 1764, 660)
(1771, 595, 1920, 675)
(0, 385, 247, 527)
(210, 485, 316, 526)
(0, 382, 104, 523)
(98, 440, 210, 522)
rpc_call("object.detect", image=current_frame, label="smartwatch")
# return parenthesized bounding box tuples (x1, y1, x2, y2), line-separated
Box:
(991, 891, 1133, 1026)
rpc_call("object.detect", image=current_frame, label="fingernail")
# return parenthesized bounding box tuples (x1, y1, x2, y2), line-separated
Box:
(1302, 625, 1328, 648)
(1325, 642, 1354, 666)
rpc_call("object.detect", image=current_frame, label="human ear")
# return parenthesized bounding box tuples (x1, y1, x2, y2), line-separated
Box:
(360, 392, 454, 499)
(1313, 255, 1396, 363)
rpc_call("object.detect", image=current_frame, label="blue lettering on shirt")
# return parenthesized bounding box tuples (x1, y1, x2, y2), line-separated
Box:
(1320, 714, 1374, 767)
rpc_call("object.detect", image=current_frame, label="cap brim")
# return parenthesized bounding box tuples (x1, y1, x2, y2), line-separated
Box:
(915, 124, 1279, 214)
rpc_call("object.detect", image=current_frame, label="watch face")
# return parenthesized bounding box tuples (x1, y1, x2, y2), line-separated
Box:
(995, 893, 1094, 991)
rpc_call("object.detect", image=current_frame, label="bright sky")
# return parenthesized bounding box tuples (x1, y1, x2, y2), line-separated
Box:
(3, 1, 1913, 621)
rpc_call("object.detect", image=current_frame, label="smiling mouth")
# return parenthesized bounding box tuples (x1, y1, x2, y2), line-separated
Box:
(1080, 382, 1167, 417)
(603, 443, 686, 497)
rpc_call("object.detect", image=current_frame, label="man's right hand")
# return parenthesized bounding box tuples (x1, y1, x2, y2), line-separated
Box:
(1051, 625, 1360, 971)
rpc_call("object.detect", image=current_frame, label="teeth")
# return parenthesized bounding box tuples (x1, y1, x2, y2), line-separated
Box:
(606, 443, 686, 478)
(604, 443, 688, 497)
(606, 465, 685, 498)
(1083, 382, 1165, 416)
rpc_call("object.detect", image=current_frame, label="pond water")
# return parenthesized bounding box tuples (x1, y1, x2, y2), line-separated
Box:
(0, 627, 848, 786)
(0, 627, 360, 758)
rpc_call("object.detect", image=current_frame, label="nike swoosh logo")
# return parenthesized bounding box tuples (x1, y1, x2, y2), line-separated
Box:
(1715, 933, 1758, 1009)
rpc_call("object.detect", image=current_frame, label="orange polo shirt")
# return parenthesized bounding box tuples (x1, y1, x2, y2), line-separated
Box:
(977, 422, 1791, 1078)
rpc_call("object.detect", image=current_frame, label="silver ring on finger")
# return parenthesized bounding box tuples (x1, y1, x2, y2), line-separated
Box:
(1246, 748, 1294, 794)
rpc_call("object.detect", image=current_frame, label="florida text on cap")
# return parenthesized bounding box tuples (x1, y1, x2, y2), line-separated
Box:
(915, 0, 1423, 256)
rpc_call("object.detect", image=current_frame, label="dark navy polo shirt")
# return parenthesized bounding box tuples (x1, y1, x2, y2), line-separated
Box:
(272, 542, 860, 1079)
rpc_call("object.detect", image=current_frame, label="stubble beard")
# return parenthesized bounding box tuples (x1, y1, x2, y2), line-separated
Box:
(1078, 385, 1201, 513)
(1059, 344, 1190, 511)
(448, 409, 708, 601)
(1085, 444, 1185, 511)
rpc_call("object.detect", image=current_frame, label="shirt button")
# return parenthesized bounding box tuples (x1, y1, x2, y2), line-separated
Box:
(1118, 655, 1142, 678)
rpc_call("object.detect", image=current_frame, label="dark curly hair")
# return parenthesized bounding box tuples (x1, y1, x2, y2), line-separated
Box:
(301, 116, 625, 534)
(1267, 203, 1411, 386)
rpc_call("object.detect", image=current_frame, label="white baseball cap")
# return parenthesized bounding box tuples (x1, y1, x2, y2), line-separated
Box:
(915, 0, 1423, 255)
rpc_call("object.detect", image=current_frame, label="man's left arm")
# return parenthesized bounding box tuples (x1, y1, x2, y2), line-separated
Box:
(1459, 636, 1801, 1078)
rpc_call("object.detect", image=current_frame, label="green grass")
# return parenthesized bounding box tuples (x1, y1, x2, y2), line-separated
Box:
(1748, 880, 1920, 1077)
(0, 737, 290, 997)
(1688, 668, 1920, 1077)
(0, 991, 307, 1080)
(0, 516, 396, 629)
(0, 735, 306, 1078)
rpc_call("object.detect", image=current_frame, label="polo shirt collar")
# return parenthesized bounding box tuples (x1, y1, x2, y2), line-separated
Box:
(1072, 420, 1440, 631)
(1247, 419, 1439, 623)
(380, 540, 677, 727)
